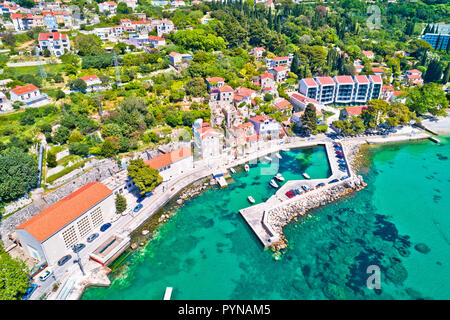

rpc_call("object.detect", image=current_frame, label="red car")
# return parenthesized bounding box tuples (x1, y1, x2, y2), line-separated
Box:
(285, 191, 295, 198)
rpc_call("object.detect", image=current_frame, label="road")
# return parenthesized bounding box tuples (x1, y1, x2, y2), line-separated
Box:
(29, 125, 438, 299)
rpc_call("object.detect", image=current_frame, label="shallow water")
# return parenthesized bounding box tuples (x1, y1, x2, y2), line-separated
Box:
(83, 138, 450, 300)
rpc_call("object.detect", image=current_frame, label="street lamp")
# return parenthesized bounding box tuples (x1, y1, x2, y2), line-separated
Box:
(72, 246, 85, 276)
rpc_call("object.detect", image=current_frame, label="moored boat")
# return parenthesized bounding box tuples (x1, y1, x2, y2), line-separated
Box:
(230, 167, 236, 174)
(264, 156, 272, 162)
(274, 173, 285, 182)
(247, 196, 255, 204)
(275, 152, 282, 159)
(302, 172, 310, 179)
(244, 164, 250, 172)
(270, 179, 279, 188)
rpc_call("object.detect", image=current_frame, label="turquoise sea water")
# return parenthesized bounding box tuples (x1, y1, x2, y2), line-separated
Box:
(83, 138, 450, 300)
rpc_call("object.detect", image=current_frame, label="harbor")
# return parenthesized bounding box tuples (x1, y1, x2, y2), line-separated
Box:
(239, 141, 362, 249)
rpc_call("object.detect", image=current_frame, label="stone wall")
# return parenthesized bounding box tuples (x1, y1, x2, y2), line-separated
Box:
(0, 159, 123, 247)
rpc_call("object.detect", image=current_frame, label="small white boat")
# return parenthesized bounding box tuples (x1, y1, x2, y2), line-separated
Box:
(164, 287, 173, 300)
(247, 196, 255, 204)
(244, 164, 250, 172)
(230, 167, 236, 174)
(274, 173, 285, 182)
(282, 148, 290, 152)
(302, 173, 310, 179)
(275, 153, 282, 159)
(264, 156, 272, 162)
(269, 179, 279, 188)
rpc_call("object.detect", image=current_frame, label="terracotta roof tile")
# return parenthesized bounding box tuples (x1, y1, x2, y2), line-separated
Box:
(16, 183, 112, 242)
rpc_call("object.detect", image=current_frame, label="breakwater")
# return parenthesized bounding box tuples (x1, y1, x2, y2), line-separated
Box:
(267, 175, 367, 251)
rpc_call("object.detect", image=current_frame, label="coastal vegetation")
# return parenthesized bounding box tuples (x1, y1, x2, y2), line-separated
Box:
(0, 246, 29, 300)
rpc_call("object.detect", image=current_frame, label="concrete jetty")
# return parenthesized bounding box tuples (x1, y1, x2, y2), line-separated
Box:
(239, 141, 359, 249)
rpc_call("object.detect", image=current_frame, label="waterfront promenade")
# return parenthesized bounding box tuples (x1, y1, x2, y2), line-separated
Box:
(40, 124, 441, 299)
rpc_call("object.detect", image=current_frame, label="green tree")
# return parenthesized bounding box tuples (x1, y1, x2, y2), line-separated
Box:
(46, 152, 57, 168)
(69, 78, 87, 92)
(53, 126, 70, 145)
(0, 148, 38, 204)
(100, 137, 120, 158)
(0, 247, 30, 300)
(115, 193, 127, 214)
(127, 158, 163, 195)
(406, 83, 448, 116)
(301, 103, 318, 131)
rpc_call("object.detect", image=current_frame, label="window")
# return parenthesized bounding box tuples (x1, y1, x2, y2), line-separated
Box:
(62, 225, 78, 249)
(77, 215, 92, 238)
(90, 207, 104, 228)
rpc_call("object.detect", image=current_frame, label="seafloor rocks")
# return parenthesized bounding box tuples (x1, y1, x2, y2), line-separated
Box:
(386, 262, 408, 285)
(414, 243, 431, 254)
(322, 283, 347, 300)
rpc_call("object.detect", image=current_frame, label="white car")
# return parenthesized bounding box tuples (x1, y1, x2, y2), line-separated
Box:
(39, 269, 53, 282)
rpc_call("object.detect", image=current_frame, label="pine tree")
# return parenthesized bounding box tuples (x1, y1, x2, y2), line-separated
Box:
(424, 59, 443, 83)
(442, 63, 450, 84)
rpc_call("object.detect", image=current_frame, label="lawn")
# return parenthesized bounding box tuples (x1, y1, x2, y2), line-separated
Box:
(9, 63, 65, 76)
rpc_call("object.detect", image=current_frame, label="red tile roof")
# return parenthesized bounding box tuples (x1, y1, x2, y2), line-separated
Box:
(235, 87, 254, 97)
(315, 76, 335, 86)
(302, 78, 318, 87)
(80, 75, 99, 81)
(38, 32, 67, 41)
(148, 35, 165, 41)
(249, 115, 270, 123)
(353, 75, 369, 83)
(273, 66, 287, 72)
(218, 85, 233, 92)
(145, 147, 192, 170)
(371, 67, 385, 73)
(275, 99, 291, 109)
(369, 74, 382, 83)
(206, 77, 224, 83)
(10, 84, 38, 96)
(16, 183, 112, 242)
(334, 75, 354, 84)
(344, 106, 369, 116)
(290, 93, 320, 105)
(260, 72, 274, 80)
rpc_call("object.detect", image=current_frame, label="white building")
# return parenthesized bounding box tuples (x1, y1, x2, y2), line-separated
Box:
(298, 75, 382, 105)
(38, 32, 70, 56)
(9, 84, 49, 107)
(80, 75, 103, 92)
(144, 147, 193, 181)
(193, 119, 224, 160)
(98, 1, 118, 13)
(152, 19, 175, 37)
(15, 182, 115, 265)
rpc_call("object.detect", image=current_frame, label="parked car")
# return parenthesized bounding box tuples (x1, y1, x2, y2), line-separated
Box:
(22, 284, 38, 300)
(134, 203, 143, 212)
(72, 243, 85, 253)
(100, 223, 111, 232)
(293, 189, 300, 195)
(87, 233, 99, 243)
(57, 254, 72, 266)
(329, 179, 339, 184)
(316, 182, 325, 188)
(301, 185, 310, 191)
(39, 269, 53, 282)
(136, 196, 146, 203)
(285, 191, 294, 198)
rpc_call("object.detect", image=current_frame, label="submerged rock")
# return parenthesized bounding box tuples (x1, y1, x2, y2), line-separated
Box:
(386, 263, 408, 285)
(322, 283, 347, 300)
(414, 243, 430, 254)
